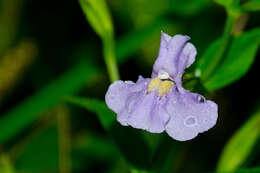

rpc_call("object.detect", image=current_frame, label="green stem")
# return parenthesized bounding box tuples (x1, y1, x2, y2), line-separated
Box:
(103, 34, 120, 82)
(0, 154, 15, 173)
(202, 14, 237, 81)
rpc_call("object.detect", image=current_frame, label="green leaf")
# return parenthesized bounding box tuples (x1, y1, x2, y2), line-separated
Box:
(204, 28, 260, 90)
(241, 0, 260, 12)
(169, 0, 211, 16)
(217, 108, 260, 172)
(13, 125, 116, 172)
(116, 19, 171, 63)
(215, 0, 240, 9)
(0, 154, 15, 173)
(234, 167, 260, 173)
(79, 0, 119, 82)
(66, 97, 116, 130)
(151, 135, 179, 173)
(73, 133, 119, 160)
(79, 0, 113, 39)
(67, 97, 152, 170)
(15, 126, 59, 172)
(0, 61, 100, 144)
(196, 39, 221, 76)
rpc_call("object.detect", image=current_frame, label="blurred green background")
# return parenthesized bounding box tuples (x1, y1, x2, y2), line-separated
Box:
(0, 0, 260, 172)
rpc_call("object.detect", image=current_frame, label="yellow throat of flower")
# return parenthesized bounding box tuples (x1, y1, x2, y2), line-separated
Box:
(147, 77, 173, 97)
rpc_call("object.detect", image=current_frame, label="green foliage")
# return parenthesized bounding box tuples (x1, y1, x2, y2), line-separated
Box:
(15, 126, 59, 172)
(13, 125, 118, 172)
(196, 39, 221, 76)
(116, 19, 171, 63)
(0, 61, 99, 144)
(204, 28, 260, 90)
(241, 0, 260, 12)
(66, 97, 116, 130)
(0, 17, 174, 146)
(151, 135, 179, 173)
(67, 97, 152, 171)
(0, 0, 260, 172)
(79, 0, 119, 82)
(170, 0, 211, 16)
(79, 0, 113, 39)
(234, 167, 260, 173)
(215, 0, 240, 9)
(73, 133, 119, 160)
(0, 154, 15, 173)
(217, 108, 260, 172)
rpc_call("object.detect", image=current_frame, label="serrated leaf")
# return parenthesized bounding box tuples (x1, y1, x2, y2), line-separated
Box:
(217, 108, 260, 172)
(204, 28, 260, 90)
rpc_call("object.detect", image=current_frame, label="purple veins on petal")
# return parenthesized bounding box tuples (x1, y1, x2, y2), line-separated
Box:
(105, 32, 218, 141)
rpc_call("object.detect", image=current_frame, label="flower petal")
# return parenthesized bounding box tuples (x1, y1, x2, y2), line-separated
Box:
(152, 32, 190, 78)
(174, 42, 197, 91)
(177, 42, 197, 76)
(105, 81, 133, 114)
(165, 89, 218, 141)
(147, 97, 170, 133)
(126, 91, 170, 133)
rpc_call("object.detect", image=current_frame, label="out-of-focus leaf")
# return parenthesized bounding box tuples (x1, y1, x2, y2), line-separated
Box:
(73, 133, 119, 160)
(234, 167, 260, 173)
(217, 108, 260, 172)
(215, 0, 240, 9)
(0, 41, 37, 101)
(196, 39, 221, 77)
(169, 0, 211, 16)
(151, 135, 179, 173)
(66, 97, 115, 130)
(0, 61, 100, 144)
(110, 124, 152, 170)
(15, 126, 59, 172)
(241, 0, 260, 12)
(67, 97, 152, 170)
(79, 0, 113, 39)
(14, 125, 116, 173)
(116, 19, 171, 63)
(0, 154, 15, 173)
(204, 28, 260, 90)
(0, 0, 23, 53)
(79, 0, 119, 82)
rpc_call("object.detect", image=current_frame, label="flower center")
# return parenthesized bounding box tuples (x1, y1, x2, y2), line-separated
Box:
(147, 71, 173, 97)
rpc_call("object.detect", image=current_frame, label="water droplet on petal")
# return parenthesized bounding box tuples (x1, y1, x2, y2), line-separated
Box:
(184, 116, 197, 127)
(197, 95, 205, 103)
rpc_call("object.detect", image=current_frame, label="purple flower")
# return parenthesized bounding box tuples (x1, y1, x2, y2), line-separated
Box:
(105, 32, 218, 141)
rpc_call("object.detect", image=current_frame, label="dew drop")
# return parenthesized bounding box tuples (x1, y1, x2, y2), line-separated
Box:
(197, 95, 205, 103)
(184, 116, 197, 127)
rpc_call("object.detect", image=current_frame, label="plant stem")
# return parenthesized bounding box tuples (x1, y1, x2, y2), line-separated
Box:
(103, 34, 120, 82)
(0, 154, 15, 173)
(202, 14, 237, 81)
